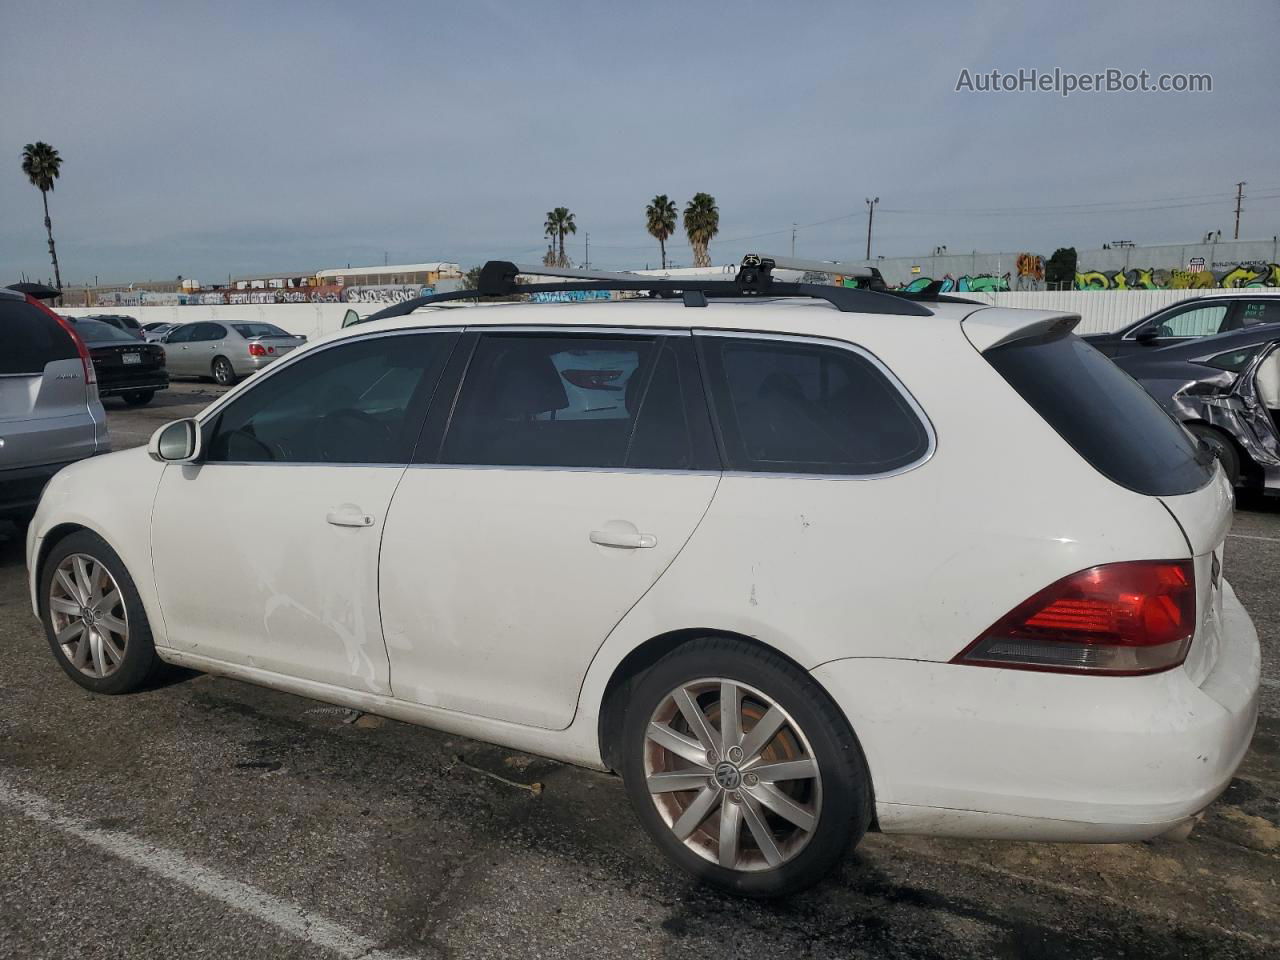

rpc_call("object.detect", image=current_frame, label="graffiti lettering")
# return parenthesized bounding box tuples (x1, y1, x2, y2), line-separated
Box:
(341, 285, 434, 304)
(1074, 262, 1280, 289)
(529, 290, 613, 303)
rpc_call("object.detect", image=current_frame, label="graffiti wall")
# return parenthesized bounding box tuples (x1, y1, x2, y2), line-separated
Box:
(529, 290, 614, 303)
(1073, 262, 1280, 290)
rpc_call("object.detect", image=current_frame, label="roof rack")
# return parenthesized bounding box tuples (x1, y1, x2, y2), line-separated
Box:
(359, 255, 940, 324)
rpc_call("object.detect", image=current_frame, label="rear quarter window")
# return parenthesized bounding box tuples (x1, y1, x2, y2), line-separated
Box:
(0, 298, 78, 375)
(984, 333, 1213, 496)
(698, 335, 932, 476)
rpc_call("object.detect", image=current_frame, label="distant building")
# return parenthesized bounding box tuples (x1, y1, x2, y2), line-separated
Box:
(315, 262, 462, 287)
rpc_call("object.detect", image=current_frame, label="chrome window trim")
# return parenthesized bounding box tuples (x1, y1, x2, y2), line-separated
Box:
(694, 328, 937, 480)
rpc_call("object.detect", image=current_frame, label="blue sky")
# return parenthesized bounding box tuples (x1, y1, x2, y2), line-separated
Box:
(3, 0, 1277, 283)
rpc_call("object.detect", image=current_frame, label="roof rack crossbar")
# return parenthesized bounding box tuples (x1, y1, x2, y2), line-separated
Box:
(359, 258, 934, 324)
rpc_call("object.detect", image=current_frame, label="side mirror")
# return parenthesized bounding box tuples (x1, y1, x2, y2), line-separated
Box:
(1135, 327, 1160, 345)
(341, 308, 361, 329)
(148, 418, 203, 463)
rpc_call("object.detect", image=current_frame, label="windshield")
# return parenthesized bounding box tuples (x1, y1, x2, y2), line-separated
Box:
(74, 318, 143, 343)
(231, 323, 288, 339)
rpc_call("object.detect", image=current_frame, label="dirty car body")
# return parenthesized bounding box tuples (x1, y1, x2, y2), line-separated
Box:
(1117, 325, 1280, 493)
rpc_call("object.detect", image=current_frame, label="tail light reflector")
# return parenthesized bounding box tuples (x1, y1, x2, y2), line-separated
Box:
(248, 342, 269, 356)
(954, 560, 1196, 676)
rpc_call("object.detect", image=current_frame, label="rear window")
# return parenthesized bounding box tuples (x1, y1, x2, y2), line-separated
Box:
(0, 298, 78, 375)
(74, 318, 141, 343)
(232, 323, 288, 338)
(985, 333, 1213, 496)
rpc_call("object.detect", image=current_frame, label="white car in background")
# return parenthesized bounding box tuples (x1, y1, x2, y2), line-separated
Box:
(24, 273, 1260, 897)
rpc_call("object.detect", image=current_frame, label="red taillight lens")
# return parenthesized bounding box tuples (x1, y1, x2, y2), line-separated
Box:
(954, 560, 1196, 676)
(31, 298, 96, 385)
(248, 342, 267, 356)
(561, 369, 623, 390)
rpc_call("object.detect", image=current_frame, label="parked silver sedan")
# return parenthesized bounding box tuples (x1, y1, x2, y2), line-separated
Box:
(161, 321, 305, 385)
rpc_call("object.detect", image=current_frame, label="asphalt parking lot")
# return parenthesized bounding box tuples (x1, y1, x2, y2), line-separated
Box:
(1, 381, 1277, 960)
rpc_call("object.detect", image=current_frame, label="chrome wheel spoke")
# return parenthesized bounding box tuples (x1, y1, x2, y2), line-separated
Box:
(72, 557, 95, 604)
(745, 782, 816, 832)
(101, 631, 126, 664)
(739, 705, 786, 763)
(718, 797, 744, 868)
(671, 785, 721, 841)
(740, 793, 783, 867)
(89, 629, 107, 677)
(672, 687, 718, 755)
(56, 621, 85, 645)
(719, 681, 741, 752)
(100, 614, 128, 637)
(49, 597, 80, 616)
(99, 589, 121, 614)
(647, 770, 713, 794)
(646, 722, 712, 768)
(746, 758, 819, 783)
(55, 569, 82, 605)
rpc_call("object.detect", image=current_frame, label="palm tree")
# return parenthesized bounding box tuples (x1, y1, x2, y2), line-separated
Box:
(683, 192, 719, 268)
(543, 207, 576, 267)
(645, 195, 679, 270)
(22, 142, 64, 290)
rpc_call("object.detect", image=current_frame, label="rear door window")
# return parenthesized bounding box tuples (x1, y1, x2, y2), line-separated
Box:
(1239, 300, 1280, 328)
(697, 335, 932, 476)
(985, 333, 1213, 496)
(0, 297, 78, 375)
(438, 332, 715, 470)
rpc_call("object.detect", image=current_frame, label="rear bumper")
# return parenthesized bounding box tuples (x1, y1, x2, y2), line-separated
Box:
(0, 461, 77, 517)
(97, 374, 169, 397)
(812, 580, 1260, 842)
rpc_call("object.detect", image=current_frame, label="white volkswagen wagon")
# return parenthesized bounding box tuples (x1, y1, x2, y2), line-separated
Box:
(25, 280, 1261, 896)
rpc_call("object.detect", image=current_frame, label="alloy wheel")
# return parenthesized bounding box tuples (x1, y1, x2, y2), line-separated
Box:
(47, 553, 129, 679)
(214, 358, 234, 385)
(644, 678, 822, 872)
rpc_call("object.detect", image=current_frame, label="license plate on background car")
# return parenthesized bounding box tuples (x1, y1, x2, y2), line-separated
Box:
(123, 353, 141, 364)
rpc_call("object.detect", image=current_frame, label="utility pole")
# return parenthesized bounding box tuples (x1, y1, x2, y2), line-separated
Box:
(791, 223, 797, 257)
(1234, 181, 1246, 240)
(584, 233, 590, 269)
(865, 197, 879, 260)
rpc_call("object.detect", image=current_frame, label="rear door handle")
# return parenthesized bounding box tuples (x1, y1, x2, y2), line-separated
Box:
(590, 528, 657, 549)
(327, 505, 374, 527)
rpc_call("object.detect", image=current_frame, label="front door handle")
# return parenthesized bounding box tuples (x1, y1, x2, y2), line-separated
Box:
(590, 527, 657, 549)
(327, 505, 374, 528)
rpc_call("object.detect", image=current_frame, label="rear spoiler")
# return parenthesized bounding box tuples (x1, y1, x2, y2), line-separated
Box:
(961, 308, 1081, 352)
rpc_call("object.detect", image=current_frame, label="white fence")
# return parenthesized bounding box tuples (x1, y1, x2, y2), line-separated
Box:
(62, 289, 1271, 341)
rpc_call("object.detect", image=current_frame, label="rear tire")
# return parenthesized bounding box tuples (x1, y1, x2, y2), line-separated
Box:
(212, 356, 238, 386)
(1187, 424, 1241, 487)
(620, 637, 871, 898)
(121, 390, 154, 406)
(39, 530, 161, 694)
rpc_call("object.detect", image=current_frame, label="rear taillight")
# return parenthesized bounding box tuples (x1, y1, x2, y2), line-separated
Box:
(31, 298, 96, 385)
(954, 560, 1196, 676)
(248, 342, 273, 357)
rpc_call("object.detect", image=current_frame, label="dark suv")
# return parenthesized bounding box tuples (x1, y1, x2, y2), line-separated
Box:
(0, 288, 108, 518)
(83, 313, 144, 339)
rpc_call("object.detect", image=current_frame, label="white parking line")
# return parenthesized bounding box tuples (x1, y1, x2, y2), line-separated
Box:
(0, 780, 422, 960)
(1227, 533, 1280, 543)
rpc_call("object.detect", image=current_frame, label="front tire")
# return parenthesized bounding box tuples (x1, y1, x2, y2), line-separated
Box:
(212, 356, 238, 386)
(121, 390, 155, 406)
(620, 637, 871, 897)
(39, 530, 161, 694)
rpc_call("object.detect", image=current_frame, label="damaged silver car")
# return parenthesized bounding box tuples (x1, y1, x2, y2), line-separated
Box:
(1116, 324, 1280, 492)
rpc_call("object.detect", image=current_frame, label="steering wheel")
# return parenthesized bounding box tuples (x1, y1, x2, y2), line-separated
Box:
(318, 408, 394, 461)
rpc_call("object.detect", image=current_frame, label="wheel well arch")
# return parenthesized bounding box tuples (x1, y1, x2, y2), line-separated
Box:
(595, 628, 815, 774)
(1182, 419, 1254, 475)
(33, 522, 95, 605)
